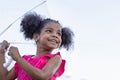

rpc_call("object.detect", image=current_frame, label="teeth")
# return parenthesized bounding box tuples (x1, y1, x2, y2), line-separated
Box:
(49, 39, 57, 43)
(51, 40, 56, 43)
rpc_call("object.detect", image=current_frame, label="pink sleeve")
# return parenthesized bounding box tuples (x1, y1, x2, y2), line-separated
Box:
(54, 52, 66, 77)
(45, 52, 66, 78)
(55, 59, 66, 77)
(14, 62, 19, 76)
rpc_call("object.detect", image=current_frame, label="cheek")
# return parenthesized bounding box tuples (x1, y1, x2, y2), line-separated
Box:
(59, 38, 62, 45)
(38, 36, 45, 44)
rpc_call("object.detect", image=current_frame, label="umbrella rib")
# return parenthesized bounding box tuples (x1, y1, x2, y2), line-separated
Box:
(0, 0, 47, 37)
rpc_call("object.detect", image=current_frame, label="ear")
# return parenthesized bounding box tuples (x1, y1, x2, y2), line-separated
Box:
(33, 33, 39, 42)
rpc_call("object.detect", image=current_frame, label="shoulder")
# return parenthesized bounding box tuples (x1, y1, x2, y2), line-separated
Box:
(51, 52, 62, 58)
(52, 52, 66, 63)
(54, 52, 66, 62)
(51, 52, 66, 68)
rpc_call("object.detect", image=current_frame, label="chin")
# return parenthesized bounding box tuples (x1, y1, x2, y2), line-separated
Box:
(47, 46, 57, 50)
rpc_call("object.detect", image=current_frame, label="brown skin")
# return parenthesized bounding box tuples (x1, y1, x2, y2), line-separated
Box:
(0, 22, 62, 80)
(0, 40, 13, 80)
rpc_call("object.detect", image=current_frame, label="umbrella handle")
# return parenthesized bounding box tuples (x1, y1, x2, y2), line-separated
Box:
(3, 56, 13, 68)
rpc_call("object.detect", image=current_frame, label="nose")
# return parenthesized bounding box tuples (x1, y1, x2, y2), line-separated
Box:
(52, 33, 58, 38)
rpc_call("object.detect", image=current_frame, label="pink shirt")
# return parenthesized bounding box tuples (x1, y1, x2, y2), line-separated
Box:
(14, 52, 66, 80)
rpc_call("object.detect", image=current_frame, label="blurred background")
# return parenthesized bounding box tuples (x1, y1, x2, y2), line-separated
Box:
(0, 0, 120, 80)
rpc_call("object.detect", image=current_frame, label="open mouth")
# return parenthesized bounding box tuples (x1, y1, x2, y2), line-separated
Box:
(48, 39, 58, 44)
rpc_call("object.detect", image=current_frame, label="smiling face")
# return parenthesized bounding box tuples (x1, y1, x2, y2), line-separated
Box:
(34, 22, 62, 51)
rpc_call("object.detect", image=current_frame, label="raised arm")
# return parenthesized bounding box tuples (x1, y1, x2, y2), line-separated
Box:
(0, 67, 17, 80)
(0, 40, 16, 80)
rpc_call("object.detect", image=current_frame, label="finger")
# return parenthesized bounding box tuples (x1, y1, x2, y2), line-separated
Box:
(0, 42, 7, 50)
(8, 46, 15, 54)
(3, 40, 10, 49)
(8, 50, 13, 56)
(5, 43, 10, 49)
(0, 48, 6, 53)
(0, 43, 3, 48)
(8, 52, 11, 56)
(9, 46, 13, 51)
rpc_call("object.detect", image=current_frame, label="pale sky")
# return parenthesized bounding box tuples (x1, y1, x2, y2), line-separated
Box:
(0, 0, 120, 80)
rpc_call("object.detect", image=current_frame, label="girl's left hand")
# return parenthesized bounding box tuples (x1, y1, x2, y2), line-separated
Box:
(0, 40, 10, 64)
(8, 46, 21, 61)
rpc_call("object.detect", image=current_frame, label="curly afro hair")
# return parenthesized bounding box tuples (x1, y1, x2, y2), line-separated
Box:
(20, 12, 74, 50)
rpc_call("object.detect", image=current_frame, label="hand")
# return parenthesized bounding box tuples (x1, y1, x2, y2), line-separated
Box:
(0, 40, 10, 53)
(8, 46, 21, 61)
(0, 40, 10, 64)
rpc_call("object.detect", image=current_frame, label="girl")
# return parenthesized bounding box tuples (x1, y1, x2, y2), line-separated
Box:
(0, 12, 74, 80)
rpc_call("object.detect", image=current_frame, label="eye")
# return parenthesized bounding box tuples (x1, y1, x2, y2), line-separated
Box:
(57, 32, 62, 36)
(46, 29, 52, 33)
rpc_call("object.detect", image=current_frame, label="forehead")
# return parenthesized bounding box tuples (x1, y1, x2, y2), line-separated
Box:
(43, 22, 62, 30)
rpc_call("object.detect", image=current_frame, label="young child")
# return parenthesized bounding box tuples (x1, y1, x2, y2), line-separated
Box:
(0, 12, 74, 80)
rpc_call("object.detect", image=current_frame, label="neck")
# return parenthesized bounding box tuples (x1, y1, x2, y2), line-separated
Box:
(36, 47, 53, 56)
